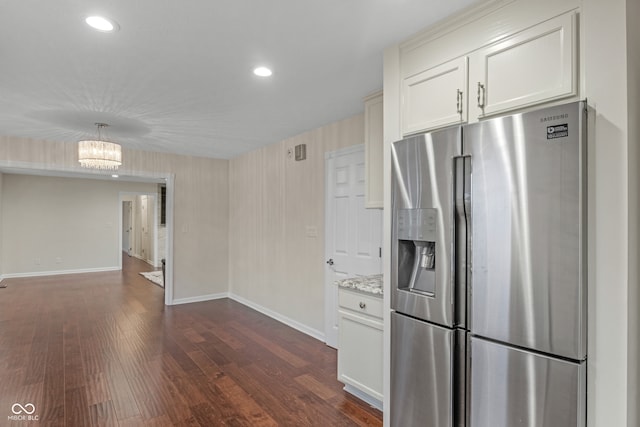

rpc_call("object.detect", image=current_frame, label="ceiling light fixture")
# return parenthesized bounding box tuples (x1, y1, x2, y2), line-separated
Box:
(253, 66, 273, 77)
(85, 15, 117, 32)
(78, 123, 122, 170)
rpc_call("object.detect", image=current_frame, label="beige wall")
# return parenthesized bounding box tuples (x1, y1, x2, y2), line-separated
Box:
(0, 135, 229, 301)
(229, 114, 364, 335)
(2, 174, 157, 275)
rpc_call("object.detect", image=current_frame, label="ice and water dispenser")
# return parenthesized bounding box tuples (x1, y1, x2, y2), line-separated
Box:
(396, 208, 438, 296)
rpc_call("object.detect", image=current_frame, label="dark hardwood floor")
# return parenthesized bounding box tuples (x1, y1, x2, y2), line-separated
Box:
(0, 256, 383, 426)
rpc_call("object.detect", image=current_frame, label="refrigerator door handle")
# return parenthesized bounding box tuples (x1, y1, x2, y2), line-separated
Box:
(453, 155, 471, 327)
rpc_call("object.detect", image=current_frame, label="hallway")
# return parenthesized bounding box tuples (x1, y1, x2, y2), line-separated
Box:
(0, 255, 382, 426)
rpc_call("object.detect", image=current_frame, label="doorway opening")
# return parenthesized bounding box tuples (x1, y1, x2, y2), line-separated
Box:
(117, 177, 174, 304)
(0, 161, 175, 306)
(120, 192, 161, 268)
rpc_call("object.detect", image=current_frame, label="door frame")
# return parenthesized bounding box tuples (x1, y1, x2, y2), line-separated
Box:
(118, 176, 174, 306)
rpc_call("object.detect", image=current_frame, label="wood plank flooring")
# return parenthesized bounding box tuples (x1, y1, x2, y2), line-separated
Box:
(0, 256, 382, 426)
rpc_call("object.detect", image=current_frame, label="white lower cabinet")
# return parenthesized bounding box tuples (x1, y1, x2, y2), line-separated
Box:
(337, 288, 383, 406)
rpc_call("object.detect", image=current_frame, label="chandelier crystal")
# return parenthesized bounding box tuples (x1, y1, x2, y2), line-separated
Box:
(78, 123, 122, 170)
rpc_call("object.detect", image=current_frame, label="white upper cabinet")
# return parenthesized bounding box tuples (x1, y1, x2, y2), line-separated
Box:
(364, 91, 384, 209)
(402, 56, 468, 135)
(399, 10, 578, 136)
(470, 12, 577, 118)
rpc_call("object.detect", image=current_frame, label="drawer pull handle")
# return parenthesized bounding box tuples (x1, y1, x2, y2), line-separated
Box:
(359, 302, 366, 309)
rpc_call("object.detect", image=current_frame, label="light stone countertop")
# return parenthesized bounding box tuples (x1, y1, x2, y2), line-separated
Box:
(335, 274, 383, 296)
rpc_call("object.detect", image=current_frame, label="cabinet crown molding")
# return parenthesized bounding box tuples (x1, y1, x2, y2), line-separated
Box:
(400, 0, 514, 53)
(364, 90, 383, 102)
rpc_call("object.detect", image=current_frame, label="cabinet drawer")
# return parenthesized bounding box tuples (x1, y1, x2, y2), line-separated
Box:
(339, 289, 383, 318)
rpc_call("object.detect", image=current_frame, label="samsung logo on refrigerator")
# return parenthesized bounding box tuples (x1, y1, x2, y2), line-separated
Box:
(547, 123, 569, 139)
(540, 113, 568, 122)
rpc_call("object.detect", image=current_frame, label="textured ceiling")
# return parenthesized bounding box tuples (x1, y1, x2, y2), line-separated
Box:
(0, 0, 480, 160)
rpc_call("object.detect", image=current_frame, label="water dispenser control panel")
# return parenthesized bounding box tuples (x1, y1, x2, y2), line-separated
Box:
(396, 208, 437, 241)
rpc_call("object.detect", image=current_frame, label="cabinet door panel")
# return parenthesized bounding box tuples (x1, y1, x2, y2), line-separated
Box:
(364, 92, 384, 208)
(338, 309, 383, 400)
(473, 12, 576, 117)
(402, 56, 467, 135)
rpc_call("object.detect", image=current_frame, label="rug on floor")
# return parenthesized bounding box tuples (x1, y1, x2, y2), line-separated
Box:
(140, 271, 164, 288)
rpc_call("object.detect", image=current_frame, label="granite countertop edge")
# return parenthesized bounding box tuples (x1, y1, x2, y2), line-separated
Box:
(335, 274, 383, 297)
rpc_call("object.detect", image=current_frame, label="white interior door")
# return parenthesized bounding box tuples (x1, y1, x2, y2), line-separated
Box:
(325, 145, 383, 348)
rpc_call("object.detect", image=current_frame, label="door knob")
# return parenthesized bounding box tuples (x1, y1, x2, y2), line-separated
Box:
(326, 259, 334, 266)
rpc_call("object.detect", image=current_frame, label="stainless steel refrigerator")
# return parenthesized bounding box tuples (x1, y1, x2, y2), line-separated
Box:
(390, 101, 588, 427)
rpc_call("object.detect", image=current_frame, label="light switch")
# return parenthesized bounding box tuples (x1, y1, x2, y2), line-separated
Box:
(306, 226, 318, 238)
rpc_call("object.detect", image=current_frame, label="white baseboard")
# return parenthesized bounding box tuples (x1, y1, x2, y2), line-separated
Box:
(131, 253, 158, 268)
(228, 293, 326, 343)
(343, 384, 384, 411)
(2, 266, 120, 279)
(168, 291, 325, 343)
(171, 292, 229, 305)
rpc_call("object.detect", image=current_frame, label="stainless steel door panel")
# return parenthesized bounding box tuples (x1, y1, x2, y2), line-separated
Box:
(465, 102, 587, 360)
(470, 337, 586, 427)
(391, 312, 454, 427)
(391, 127, 462, 327)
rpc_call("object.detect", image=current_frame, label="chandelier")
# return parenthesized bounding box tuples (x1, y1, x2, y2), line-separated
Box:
(78, 123, 122, 170)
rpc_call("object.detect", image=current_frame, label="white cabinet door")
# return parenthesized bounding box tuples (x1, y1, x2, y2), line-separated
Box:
(470, 12, 577, 118)
(401, 56, 467, 135)
(337, 293, 383, 402)
(364, 91, 383, 209)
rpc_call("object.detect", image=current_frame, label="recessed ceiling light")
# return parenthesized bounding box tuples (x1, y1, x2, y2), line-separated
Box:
(111, 174, 119, 178)
(253, 66, 273, 77)
(85, 16, 117, 32)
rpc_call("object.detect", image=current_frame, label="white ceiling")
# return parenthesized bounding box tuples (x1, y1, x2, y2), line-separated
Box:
(0, 0, 480, 160)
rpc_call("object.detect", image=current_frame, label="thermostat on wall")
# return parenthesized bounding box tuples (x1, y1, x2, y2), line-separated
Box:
(295, 144, 306, 161)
